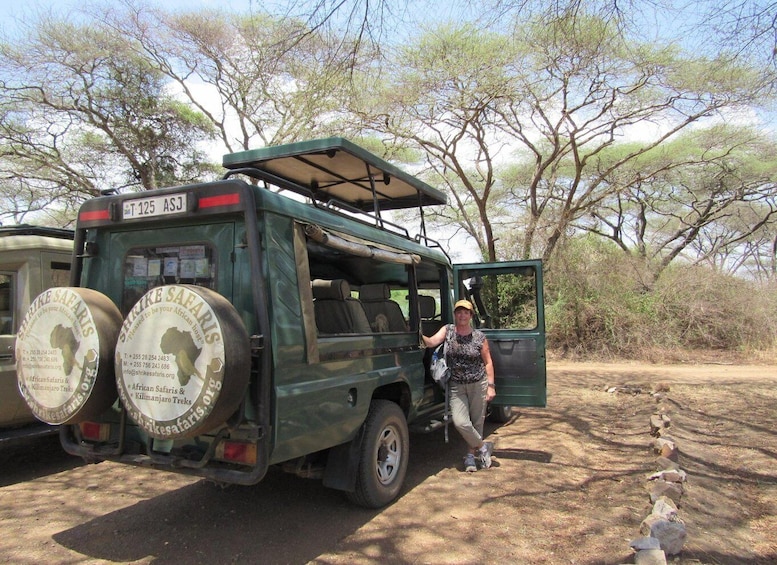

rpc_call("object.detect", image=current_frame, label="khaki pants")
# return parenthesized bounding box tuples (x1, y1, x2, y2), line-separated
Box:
(449, 379, 488, 450)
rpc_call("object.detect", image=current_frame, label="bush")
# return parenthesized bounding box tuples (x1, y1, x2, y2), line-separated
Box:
(544, 238, 777, 359)
(654, 266, 777, 350)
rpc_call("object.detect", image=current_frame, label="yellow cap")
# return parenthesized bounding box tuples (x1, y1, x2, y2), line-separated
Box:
(453, 299, 474, 312)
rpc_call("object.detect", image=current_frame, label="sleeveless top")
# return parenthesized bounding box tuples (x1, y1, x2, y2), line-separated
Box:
(445, 324, 487, 383)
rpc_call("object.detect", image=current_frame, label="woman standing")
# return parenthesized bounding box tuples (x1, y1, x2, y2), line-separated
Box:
(423, 299, 495, 472)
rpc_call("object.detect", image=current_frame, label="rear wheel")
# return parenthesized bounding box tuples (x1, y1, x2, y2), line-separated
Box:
(488, 404, 513, 423)
(347, 400, 409, 508)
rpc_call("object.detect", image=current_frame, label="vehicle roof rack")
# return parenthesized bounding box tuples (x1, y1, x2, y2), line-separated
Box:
(0, 225, 74, 239)
(222, 137, 446, 237)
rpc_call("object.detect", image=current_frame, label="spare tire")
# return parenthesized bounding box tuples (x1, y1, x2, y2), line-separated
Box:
(16, 287, 122, 424)
(114, 285, 250, 440)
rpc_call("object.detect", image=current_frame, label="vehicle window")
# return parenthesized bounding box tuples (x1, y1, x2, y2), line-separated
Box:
(462, 269, 538, 330)
(303, 234, 412, 335)
(0, 273, 12, 335)
(50, 261, 71, 287)
(122, 244, 216, 312)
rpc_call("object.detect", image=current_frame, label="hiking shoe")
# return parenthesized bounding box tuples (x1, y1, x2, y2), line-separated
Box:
(479, 441, 494, 469)
(464, 453, 477, 472)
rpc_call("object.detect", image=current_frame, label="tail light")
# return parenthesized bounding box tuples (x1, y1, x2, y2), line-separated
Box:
(215, 440, 257, 466)
(79, 421, 111, 442)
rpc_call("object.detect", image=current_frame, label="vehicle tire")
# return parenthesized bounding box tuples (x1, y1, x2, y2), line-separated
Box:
(16, 287, 123, 424)
(114, 284, 250, 440)
(347, 399, 409, 508)
(488, 404, 513, 423)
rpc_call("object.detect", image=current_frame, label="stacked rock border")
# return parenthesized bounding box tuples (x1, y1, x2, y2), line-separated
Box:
(607, 383, 688, 564)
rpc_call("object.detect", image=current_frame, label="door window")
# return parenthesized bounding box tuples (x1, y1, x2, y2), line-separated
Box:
(461, 270, 538, 330)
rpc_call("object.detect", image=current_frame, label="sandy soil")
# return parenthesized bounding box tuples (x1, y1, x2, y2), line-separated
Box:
(1, 361, 776, 565)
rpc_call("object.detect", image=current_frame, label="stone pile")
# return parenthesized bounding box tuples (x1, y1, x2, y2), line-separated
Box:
(609, 381, 688, 564)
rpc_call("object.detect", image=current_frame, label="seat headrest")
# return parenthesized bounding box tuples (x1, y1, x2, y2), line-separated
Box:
(419, 295, 436, 318)
(359, 283, 390, 302)
(312, 279, 350, 300)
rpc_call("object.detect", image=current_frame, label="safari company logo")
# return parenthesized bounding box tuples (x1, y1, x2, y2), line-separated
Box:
(115, 285, 225, 439)
(16, 288, 100, 424)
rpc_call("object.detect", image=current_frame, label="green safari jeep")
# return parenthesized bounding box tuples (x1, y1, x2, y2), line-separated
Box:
(15, 138, 546, 507)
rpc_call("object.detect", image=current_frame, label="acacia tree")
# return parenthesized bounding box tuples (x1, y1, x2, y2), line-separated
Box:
(102, 3, 363, 154)
(691, 0, 777, 66)
(0, 12, 215, 224)
(351, 23, 518, 261)
(580, 126, 777, 281)
(354, 10, 771, 270)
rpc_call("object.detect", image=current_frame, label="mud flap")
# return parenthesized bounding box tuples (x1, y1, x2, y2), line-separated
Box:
(322, 426, 365, 493)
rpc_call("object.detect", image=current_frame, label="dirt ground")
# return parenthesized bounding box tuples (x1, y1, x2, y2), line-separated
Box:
(1, 361, 776, 565)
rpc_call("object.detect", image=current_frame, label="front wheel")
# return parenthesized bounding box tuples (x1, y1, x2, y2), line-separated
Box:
(347, 400, 409, 508)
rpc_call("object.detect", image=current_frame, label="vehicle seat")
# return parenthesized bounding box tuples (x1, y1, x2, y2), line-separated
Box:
(359, 283, 407, 332)
(312, 279, 372, 334)
(419, 295, 443, 337)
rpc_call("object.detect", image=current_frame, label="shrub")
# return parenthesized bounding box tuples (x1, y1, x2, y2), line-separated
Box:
(544, 238, 777, 358)
(654, 266, 777, 351)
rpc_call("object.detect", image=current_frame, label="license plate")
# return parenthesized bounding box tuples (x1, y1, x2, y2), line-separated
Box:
(122, 193, 187, 220)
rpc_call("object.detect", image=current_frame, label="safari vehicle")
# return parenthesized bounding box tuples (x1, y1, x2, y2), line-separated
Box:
(1, 225, 73, 445)
(16, 138, 545, 507)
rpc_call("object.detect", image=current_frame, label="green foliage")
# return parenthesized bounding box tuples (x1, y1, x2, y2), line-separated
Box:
(0, 11, 217, 223)
(476, 270, 538, 330)
(545, 236, 777, 357)
(654, 265, 777, 350)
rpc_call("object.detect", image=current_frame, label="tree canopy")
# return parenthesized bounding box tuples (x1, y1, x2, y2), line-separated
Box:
(0, 0, 775, 282)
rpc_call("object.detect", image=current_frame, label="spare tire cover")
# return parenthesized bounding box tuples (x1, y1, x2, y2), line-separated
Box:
(16, 287, 122, 425)
(115, 285, 250, 440)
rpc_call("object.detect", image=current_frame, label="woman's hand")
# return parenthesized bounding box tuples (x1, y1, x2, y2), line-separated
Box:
(486, 382, 496, 401)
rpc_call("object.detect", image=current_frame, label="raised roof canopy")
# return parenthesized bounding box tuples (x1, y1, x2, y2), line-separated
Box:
(222, 137, 447, 212)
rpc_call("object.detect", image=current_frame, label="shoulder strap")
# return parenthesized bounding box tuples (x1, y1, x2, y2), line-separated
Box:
(443, 324, 454, 355)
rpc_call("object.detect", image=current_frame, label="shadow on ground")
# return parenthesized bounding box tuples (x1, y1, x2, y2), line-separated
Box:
(0, 434, 82, 487)
(51, 424, 519, 564)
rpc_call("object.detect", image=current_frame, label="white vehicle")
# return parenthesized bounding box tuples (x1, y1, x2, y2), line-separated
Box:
(0, 226, 73, 445)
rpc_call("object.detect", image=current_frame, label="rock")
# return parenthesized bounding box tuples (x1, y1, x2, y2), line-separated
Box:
(606, 384, 644, 395)
(648, 479, 684, 505)
(630, 536, 662, 550)
(652, 437, 679, 461)
(651, 496, 679, 520)
(648, 469, 687, 483)
(650, 414, 666, 436)
(634, 548, 668, 565)
(639, 514, 687, 555)
(655, 456, 681, 471)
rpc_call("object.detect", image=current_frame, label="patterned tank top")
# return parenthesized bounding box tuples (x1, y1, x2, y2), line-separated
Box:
(445, 324, 487, 383)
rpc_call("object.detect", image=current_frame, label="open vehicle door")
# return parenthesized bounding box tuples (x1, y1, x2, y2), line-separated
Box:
(453, 260, 546, 411)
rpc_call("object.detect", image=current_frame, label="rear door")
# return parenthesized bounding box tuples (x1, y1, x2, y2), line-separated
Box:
(453, 260, 546, 407)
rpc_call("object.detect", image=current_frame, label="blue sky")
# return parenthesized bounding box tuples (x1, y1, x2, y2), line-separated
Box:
(1, 0, 253, 18)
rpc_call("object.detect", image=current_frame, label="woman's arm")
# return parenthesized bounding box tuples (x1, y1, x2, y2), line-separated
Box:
(422, 324, 447, 348)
